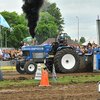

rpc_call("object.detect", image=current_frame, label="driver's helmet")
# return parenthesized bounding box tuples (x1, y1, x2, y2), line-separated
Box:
(58, 34, 63, 40)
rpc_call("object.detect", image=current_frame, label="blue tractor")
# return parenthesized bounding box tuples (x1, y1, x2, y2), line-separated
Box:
(46, 33, 80, 73)
(16, 33, 80, 74)
(16, 44, 51, 74)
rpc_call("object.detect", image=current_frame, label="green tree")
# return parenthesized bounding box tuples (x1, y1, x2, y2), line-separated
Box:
(0, 11, 29, 48)
(41, 2, 65, 33)
(0, 11, 21, 27)
(7, 24, 29, 48)
(75, 39, 78, 43)
(80, 37, 86, 44)
(36, 12, 58, 44)
(19, 13, 27, 26)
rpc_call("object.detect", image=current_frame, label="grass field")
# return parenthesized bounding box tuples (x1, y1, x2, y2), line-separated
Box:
(0, 75, 100, 89)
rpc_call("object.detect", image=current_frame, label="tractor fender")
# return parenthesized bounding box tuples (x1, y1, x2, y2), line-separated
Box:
(57, 46, 75, 51)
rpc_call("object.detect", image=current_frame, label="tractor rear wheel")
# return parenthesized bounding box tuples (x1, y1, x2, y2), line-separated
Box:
(24, 61, 37, 74)
(54, 48, 80, 73)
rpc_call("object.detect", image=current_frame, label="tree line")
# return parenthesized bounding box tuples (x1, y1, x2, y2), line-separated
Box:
(0, 2, 65, 48)
(75, 37, 86, 44)
(0, 1, 86, 49)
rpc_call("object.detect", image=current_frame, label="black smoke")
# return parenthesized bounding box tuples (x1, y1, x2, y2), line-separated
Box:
(22, 0, 44, 38)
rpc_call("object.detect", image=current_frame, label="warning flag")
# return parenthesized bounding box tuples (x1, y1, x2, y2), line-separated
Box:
(0, 14, 10, 28)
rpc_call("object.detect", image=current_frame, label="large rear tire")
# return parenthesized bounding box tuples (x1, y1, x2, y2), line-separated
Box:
(54, 49, 80, 73)
(24, 61, 37, 74)
(16, 61, 25, 74)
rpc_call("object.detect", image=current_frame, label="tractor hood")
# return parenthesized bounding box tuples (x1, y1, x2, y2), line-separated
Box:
(21, 44, 52, 61)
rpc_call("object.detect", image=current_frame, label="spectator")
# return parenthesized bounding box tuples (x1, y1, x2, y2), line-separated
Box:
(19, 41, 23, 49)
(19, 49, 23, 57)
(74, 44, 78, 49)
(92, 45, 95, 49)
(92, 41, 95, 48)
(78, 44, 81, 49)
(95, 44, 98, 49)
(13, 50, 17, 60)
(8, 50, 12, 59)
(35, 41, 39, 45)
(88, 41, 92, 47)
(75, 44, 80, 49)
(88, 46, 93, 54)
(73, 45, 76, 49)
(71, 43, 74, 47)
(84, 46, 88, 53)
(17, 49, 23, 57)
(10, 50, 14, 60)
(2, 51, 10, 61)
(2, 50, 5, 57)
(80, 46, 85, 54)
(67, 45, 70, 46)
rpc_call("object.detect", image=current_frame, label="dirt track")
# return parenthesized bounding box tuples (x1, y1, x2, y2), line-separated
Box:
(1, 71, 100, 100)
(2, 70, 100, 80)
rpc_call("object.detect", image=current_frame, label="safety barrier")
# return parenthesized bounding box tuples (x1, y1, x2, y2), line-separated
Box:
(0, 60, 16, 70)
(0, 54, 93, 71)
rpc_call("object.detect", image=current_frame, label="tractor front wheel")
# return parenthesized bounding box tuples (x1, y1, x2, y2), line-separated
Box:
(24, 61, 37, 74)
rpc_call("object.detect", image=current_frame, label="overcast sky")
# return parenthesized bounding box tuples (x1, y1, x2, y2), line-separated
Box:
(0, 0, 100, 41)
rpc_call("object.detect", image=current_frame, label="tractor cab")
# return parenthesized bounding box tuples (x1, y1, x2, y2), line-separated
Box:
(23, 37, 36, 46)
(48, 33, 72, 55)
(58, 33, 68, 46)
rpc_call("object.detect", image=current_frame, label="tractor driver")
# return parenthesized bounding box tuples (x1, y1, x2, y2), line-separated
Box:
(58, 34, 63, 40)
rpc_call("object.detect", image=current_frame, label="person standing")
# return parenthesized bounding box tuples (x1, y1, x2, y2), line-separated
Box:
(92, 41, 95, 48)
(0, 49, 3, 81)
(88, 41, 92, 47)
(0, 49, 3, 60)
(19, 41, 24, 49)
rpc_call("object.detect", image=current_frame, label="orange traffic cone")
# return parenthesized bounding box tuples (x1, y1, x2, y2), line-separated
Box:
(39, 69, 50, 86)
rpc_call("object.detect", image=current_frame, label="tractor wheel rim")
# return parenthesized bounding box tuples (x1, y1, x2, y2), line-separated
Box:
(61, 54, 76, 69)
(28, 64, 35, 72)
(20, 66, 24, 71)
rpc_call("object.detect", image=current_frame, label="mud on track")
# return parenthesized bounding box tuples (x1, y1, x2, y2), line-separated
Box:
(2, 70, 100, 80)
(0, 82, 100, 100)
(1, 71, 100, 100)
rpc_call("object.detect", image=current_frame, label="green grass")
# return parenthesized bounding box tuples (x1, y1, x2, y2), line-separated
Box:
(0, 75, 100, 89)
(0, 79, 40, 88)
(55, 75, 100, 83)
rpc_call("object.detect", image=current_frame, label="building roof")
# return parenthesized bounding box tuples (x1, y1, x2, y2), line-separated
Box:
(42, 38, 78, 45)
